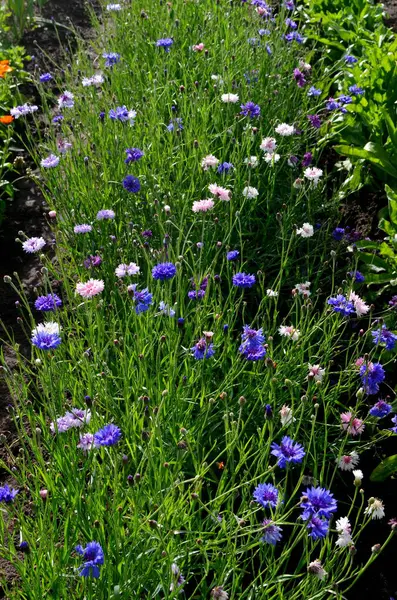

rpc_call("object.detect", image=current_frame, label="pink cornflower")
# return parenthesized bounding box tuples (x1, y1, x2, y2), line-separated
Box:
(355, 357, 365, 368)
(115, 262, 140, 277)
(278, 325, 300, 340)
(208, 184, 231, 201)
(340, 412, 365, 436)
(77, 432, 95, 452)
(201, 154, 219, 170)
(296, 223, 314, 238)
(338, 451, 359, 471)
(260, 137, 277, 153)
(308, 363, 325, 382)
(349, 291, 369, 317)
(192, 199, 215, 213)
(76, 279, 104, 298)
(22, 237, 46, 253)
(192, 43, 205, 52)
(304, 167, 323, 186)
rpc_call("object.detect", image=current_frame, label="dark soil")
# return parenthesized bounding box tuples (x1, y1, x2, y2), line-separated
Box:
(384, 0, 397, 29)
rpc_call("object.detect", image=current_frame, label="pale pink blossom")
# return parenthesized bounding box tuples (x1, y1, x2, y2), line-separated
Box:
(280, 404, 295, 426)
(349, 291, 369, 317)
(275, 123, 295, 136)
(77, 432, 95, 452)
(221, 93, 239, 103)
(192, 199, 215, 213)
(260, 137, 277, 153)
(307, 559, 327, 580)
(308, 363, 325, 382)
(340, 412, 365, 436)
(242, 186, 258, 199)
(299, 60, 312, 71)
(295, 281, 311, 298)
(76, 278, 104, 298)
(296, 223, 314, 238)
(264, 153, 280, 165)
(115, 262, 140, 277)
(208, 184, 231, 201)
(22, 237, 46, 253)
(335, 516, 352, 547)
(338, 451, 359, 471)
(279, 325, 300, 341)
(304, 167, 323, 185)
(364, 497, 385, 520)
(192, 43, 205, 52)
(201, 155, 219, 170)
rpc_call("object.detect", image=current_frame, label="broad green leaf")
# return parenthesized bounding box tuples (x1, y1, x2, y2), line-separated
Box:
(385, 184, 397, 225)
(334, 143, 397, 178)
(370, 454, 397, 482)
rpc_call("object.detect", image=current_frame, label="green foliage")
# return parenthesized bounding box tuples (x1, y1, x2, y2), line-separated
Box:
(370, 454, 397, 482)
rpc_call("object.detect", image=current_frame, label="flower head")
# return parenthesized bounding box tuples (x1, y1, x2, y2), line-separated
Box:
(76, 279, 104, 298)
(308, 364, 325, 382)
(306, 515, 329, 540)
(232, 272, 256, 288)
(74, 224, 92, 234)
(22, 237, 46, 254)
(41, 154, 60, 168)
(201, 154, 219, 170)
(328, 294, 355, 317)
(115, 262, 140, 277)
(32, 322, 61, 351)
(102, 52, 121, 67)
(77, 433, 95, 452)
(122, 175, 141, 193)
(307, 559, 327, 580)
(296, 223, 314, 238)
(208, 184, 231, 201)
(261, 520, 282, 545)
(125, 147, 144, 164)
(191, 337, 215, 360)
(156, 38, 174, 51)
(152, 262, 177, 281)
(75, 541, 104, 578)
(349, 291, 369, 317)
(96, 209, 115, 220)
(10, 103, 38, 119)
(300, 486, 337, 521)
(192, 199, 215, 213)
(0, 484, 18, 503)
(364, 497, 385, 520)
(275, 123, 295, 136)
(260, 137, 277, 153)
(271, 436, 305, 468)
(35, 294, 62, 312)
(221, 93, 239, 103)
(338, 451, 359, 471)
(369, 400, 392, 419)
(278, 325, 300, 341)
(94, 424, 122, 447)
(359, 361, 385, 395)
(240, 101, 261, 118)
(340, 412, 365, 436)
(253, 483, 278, 508)
(372, 325, 397, 351)
(58, 91, 74, 109)
(128, 284, 153, 313)
(304, 167, 323, 185)
(50, 408, 91, 434)
(239, 325, 266, 361)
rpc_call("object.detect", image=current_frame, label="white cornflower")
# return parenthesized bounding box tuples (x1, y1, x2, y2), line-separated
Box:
(279, 325, 300, 341)
(337, 451, 359, 471)
(264, 152, 280, 165)
(266, 289, 278, 297)
(307, 559, 327, 580)
(242, 186, 259, 199)
(304, 166, 323, 186)
(221, 93, 239, 103)
(296, 222, 314, 238)
(364, 497, 385, 520)
(275, 123, 295, 136)
(280, 404, 295, 426)
(295, 281, 311, 297)
(260, 136, 277, 153)
(352, 469, 363, 485)
(244, 156, 259, 168)
(308, 364, 325, 382)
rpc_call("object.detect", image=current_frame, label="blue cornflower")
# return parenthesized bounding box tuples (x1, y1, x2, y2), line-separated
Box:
(96, 209, 115, 220)
(359, 362, 385, 395)
(35, 294, 62, 312)
(326, 98, 342, 111)
(338, 94, 352, 105)
(156, 38, 174, 51)
(370, 400, 392, 419)
(125, 148, 144, 163)
(253, 483, 278, 508)
(217, 161, 234, 174)
(94, 424, 122, 447)
(285, 31, 304, 43)
(300, 486, 337, 521)
(227, 250, 239, 261)
(258, 28, 270, 36)
(223, 324, 229, 332)
(239, 325, 266, 361)
(390, 415, 397, 433)
(265, 404, 273, 418)
(158, 301, 176, 317)
(39, 73, 53, 82)
(167, 118, 183, 132)
(0, 484, 19, 503)
(188, 289, 206, 300)
(344, 55, 358, 65)
(308, 114, 321, 128)
(240, 102, 261, 118)
(349, 84, 364, 96)
(372, 325, 397, 351)
(285, 18, 297, 29)
(128, 284, 153, 314)
(232, 272, 256, 288)
(327, 295, 355, 317)
(260, 520, 283, 545)
(191, 337, 215, 360)
(75, 541, 104, 578)
(271, 436, 305, 468)
(177, 317, 185, 328)
(284, 0, 295, 8)
(31, 322, 62, 350)
(122, 175, 141, 193)
(332, 227, 345, 241)
(306, 516, 329, 540)
(265, 44, 272, 55)
(109, 105, 129, 122)
(348, 270, 365, 283)
(307, 86, 321, 97)
(18, 541, 29, 551)
(102, 52, 121, 67)
(152, 262, 177, 281)
(52, 115, 64, 123)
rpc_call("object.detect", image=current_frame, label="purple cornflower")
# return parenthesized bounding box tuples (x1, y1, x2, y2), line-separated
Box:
(188, 276, 208, 300)
(327, 295, 355, 317)
(344, 55, 358, 65)
(285, 17, 297, 29)
(77, 433, 95, 452)
(232, 272, 256, 288)
(261, 520, 283, 545)
(142, 229, 152, 238)
(125, 147, 144, 164)
(253, 483, 278, 508)
(109, 105, 129, 121)
(338, 94, 352, 105)
(35, 294, 62, 312)
(348, 270, 365, 283)
(122, 175, 141, 193)
(258, 28, 270, 36)
(58, 91, 74, 109)
(239, 325, 266, 361)
(94, 424, 122, 447)
(191, 337, 215, 360)
(0, 484, 18, 503)
(293, 68, 306, 87)
(84, 254, 102, 268)
(75, 541, 104, 578)
(370, 400, 392, 419)
(307, 114, 321, 128)
(389, 295, 397, 309)
(39, 73, 52, 82)
(271, 436, 305, 468)
(10, 103, 38, 118)
(326, 98, 343, 111)
(167, 118, 183, 132)
(300, 487, 337, 521)
(152, 262, 177, 281)
(302, 152, 312, 167)
(240, 102, 261, 118)
(349, 84, 364, 96)
(390, 415, 397, 433)
(265, 404, 273, 418)
(74, 224, 92, 234)
(128, 284, 153, 314)
(284, 0, 295, 8)
(285, 31, 304, 43)
(41, 154, 60, 168)
(156, 38, 174, 51)
(52, 115, 64, 123)
(359, 362, 385, 395)
(96, 209, 115, 220)
(217, 162, 234, 174)
(227, 250, 239, 261)
(102, 52, 121, 67)
(306, 516, 329, 540)
(22, 237, 46, 253)
(307, 86, 321, 97)
(265, 44, 272, 55)
(372, 325, 397, 351)
(31, 322, 61, 351)
(332, 227, 345, 241)
(171, 563, 185, 590)
(50, 408, 91, 433)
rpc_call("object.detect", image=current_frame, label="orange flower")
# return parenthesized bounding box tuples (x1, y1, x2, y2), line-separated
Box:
(0, 115, 14, 124)
(0, 60, 13, 78)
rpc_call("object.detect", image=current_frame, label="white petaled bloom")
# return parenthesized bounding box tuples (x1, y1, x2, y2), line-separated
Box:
(279, 325, 300, 341)
(242, 186, 259, 199)
(308, 363, 325, 382)
(211, 586, 229, 600)
(211, 74, 224, 84)
(299, 60, 312, 71)
(32, 322, 61, 337)
(128, 109, 137, 126)
(293, 178, 303, 188)
(208, 184, 231, 201)
(266, 289, 278, 297)
(58, 91, 74, 109)
(349, 291, 370, 317)
(338, 451, 359, 471)
(82, 74, 104, 87)
(364, 497, 385, 520)
(335, 516, 353, 548)
(115, 262, 140, 277)
(296, 223, 314, 238)
(106, 3, 122, 10)
(352, 469, 363, 485)
(244, 156, 259, 168)
(307, 559, 327, 580)
(275, 123, 295, 136)
(295, 281, 311, 298)
(158, 301, 176, 317)
(221, 93, 239, 103)
(264, 153, 280, 165)
(260, 137, 277, 153)
(22, 237, 46, 254)
(201, 154, 219, 170)
(304, 167, 323, 186)
(280, 404, 295, 426)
